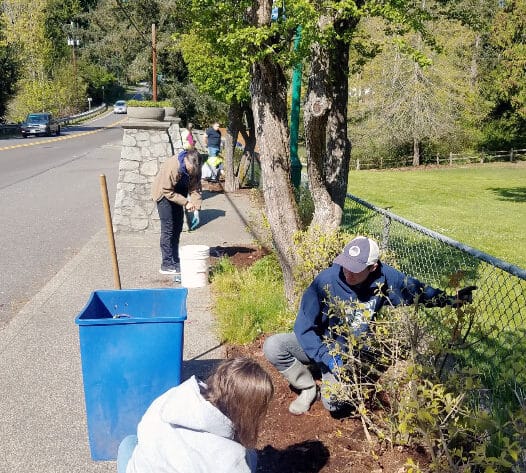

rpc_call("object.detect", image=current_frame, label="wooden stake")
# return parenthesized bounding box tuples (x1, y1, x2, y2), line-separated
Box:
(99, 175, 121, 289)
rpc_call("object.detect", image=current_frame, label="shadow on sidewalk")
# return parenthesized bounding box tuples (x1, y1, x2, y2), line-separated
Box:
(182, 357, 223, 381)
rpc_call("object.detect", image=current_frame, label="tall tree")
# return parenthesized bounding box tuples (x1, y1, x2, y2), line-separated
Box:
(179, 0, 448, 303)
(348, 15, 480, 165)
(177, 4, 256, 192)
(304, 13, 357, 230)
(81, 0, 189, 87)
(3, 0, 51, 81)
(0, 14, 19, 120)
(481, 0, 526, 147)
(248, 0, 302, 302)
(43, 0, 84, 75)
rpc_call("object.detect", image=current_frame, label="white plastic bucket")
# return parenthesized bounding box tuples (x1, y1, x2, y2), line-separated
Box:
(180, 245, 210, 288)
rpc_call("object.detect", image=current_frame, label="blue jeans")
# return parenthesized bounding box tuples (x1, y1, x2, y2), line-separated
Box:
(208, 146, 220, 157)
(263, 332, 342, 412)
(157, 197, 184, 268)
(117, 435, 138, 473)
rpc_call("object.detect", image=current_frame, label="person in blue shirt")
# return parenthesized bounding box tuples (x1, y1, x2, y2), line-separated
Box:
(204, 121, 222, 158)
(263, 236, 476, 416)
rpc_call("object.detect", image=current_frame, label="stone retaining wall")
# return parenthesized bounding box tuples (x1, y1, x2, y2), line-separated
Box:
(113, 118, 184, 233)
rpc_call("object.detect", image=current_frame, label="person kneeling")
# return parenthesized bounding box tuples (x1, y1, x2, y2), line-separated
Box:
(263, 236, 476, 416)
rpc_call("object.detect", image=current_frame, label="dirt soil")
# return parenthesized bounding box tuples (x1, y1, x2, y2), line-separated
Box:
(217, 245, 429, 473)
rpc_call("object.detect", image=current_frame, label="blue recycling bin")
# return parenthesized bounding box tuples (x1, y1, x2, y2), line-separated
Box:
(75, 288, 187, 461)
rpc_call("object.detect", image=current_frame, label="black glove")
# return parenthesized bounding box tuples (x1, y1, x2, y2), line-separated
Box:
(449, 285, 477, 307)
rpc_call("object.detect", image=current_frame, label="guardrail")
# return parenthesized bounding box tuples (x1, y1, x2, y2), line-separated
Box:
(0, 124, 19, 136)
(0, 104, 108, 136)
(58, 103, 108, 125)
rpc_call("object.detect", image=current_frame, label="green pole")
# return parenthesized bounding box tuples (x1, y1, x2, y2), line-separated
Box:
(290, 26, 302, 189)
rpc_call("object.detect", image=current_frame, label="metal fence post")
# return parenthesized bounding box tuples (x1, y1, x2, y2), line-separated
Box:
(381, 214, 391, 251)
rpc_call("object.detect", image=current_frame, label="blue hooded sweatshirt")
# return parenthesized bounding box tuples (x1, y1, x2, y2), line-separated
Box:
(293, 262, 446, 368)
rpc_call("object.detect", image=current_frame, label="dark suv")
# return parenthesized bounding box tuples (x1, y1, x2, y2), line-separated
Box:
(20, 113, 60, 138)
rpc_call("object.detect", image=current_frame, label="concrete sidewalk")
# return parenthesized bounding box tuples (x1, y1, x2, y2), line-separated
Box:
(0, 189, 258, 473)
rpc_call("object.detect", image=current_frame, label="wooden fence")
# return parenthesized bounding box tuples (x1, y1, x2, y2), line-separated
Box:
(352, 148, 526, 170)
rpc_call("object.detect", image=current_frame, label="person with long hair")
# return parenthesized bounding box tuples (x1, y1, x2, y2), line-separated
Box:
(182, 123, 195, 150)
(118, 358, 274, 473)
(151, 149, 202, 275)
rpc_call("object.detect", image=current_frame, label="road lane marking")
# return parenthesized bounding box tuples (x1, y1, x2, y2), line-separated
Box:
(0, 118, 127, 152)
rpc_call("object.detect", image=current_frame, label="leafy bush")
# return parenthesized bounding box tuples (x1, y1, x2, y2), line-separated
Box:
(161, 80, 228, 128)
(323, 297, 526, 472)
(294, 183, 315, 228)
(7, 62, 88, 121)
(292, 226, 354, 300)
(126, 99, 171, 108)
(210, 254, 292, 344)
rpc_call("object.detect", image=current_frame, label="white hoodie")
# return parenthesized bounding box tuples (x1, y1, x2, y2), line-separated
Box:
(126, 376, 257, 473)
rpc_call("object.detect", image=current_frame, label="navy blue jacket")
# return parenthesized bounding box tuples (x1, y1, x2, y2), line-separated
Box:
(293, 262, 446, 368)
(205, 127, 222, 148)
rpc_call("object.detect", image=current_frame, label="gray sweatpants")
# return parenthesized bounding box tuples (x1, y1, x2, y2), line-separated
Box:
(263, 332, 343, 411)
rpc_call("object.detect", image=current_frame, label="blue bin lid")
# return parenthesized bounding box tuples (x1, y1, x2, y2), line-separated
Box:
(75, 288, 188, 325)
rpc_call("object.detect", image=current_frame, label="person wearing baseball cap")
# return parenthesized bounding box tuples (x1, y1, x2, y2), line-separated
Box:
(263, 235, 476, 416)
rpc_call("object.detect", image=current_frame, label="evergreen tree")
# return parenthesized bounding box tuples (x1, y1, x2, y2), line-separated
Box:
(0, 14, 19, 120)
(481, 0, 526, 148)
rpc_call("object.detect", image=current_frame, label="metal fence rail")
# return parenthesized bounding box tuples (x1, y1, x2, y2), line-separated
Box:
(0, 104, 108, 136)
(342, 193, 526, 390)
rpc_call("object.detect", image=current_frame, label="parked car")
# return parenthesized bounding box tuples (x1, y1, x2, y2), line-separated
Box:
(113, 100, 127, 114)
(20, 113, 60, 138)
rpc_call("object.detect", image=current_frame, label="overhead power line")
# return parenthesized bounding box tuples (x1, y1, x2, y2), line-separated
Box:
(114, 0, 152, 46)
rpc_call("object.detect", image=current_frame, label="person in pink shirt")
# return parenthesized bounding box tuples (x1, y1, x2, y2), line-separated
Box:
(183, 122, 195, 149)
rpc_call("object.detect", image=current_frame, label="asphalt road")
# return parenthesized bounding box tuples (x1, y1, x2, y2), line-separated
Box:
(0, 110, 125, 327)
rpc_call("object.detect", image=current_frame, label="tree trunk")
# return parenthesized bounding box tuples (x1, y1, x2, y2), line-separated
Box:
(412, 137, 420, 166)
(237, 104, 257, 187)
(250, 2, 301, 304)
(225, 100, 242, 192)
(304, 17, 354, 231)
(240, 104, 256, 157)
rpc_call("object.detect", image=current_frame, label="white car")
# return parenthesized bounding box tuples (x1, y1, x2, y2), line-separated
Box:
(113, 100, 127, 114)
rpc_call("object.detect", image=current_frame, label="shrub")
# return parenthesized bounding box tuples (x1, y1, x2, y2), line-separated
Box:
(294, 183, 314, 228)
(126, 99, 171, 108)
(211, 254, 293, 344)
(323, 296, 526, 472)
(292, 226, 354, 301)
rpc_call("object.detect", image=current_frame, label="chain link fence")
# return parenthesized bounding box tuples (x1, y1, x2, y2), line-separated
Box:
(342, 193, 526, 394)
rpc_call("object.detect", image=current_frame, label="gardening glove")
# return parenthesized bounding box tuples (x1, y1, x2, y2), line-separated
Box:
(190, 210, 200, 230)
(328, 355, 344, 373)
(448, 285, 477, 308)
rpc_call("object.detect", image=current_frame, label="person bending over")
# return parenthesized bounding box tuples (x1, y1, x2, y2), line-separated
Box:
(118, 358, 274, 473)
(151, 149, 202, 275)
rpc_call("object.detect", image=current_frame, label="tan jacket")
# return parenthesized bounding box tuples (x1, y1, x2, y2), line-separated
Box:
(151, 155, 202, 209)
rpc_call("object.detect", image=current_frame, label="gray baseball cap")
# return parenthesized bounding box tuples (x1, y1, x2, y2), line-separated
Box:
(334, 236, 380, 272)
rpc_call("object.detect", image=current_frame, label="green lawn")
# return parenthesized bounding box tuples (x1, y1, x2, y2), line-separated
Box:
(346, 162, 526, 269)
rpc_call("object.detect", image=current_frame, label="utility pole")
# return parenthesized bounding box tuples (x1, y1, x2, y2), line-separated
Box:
(152, 23, 157, 102)
(67, 22, 81, 110)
